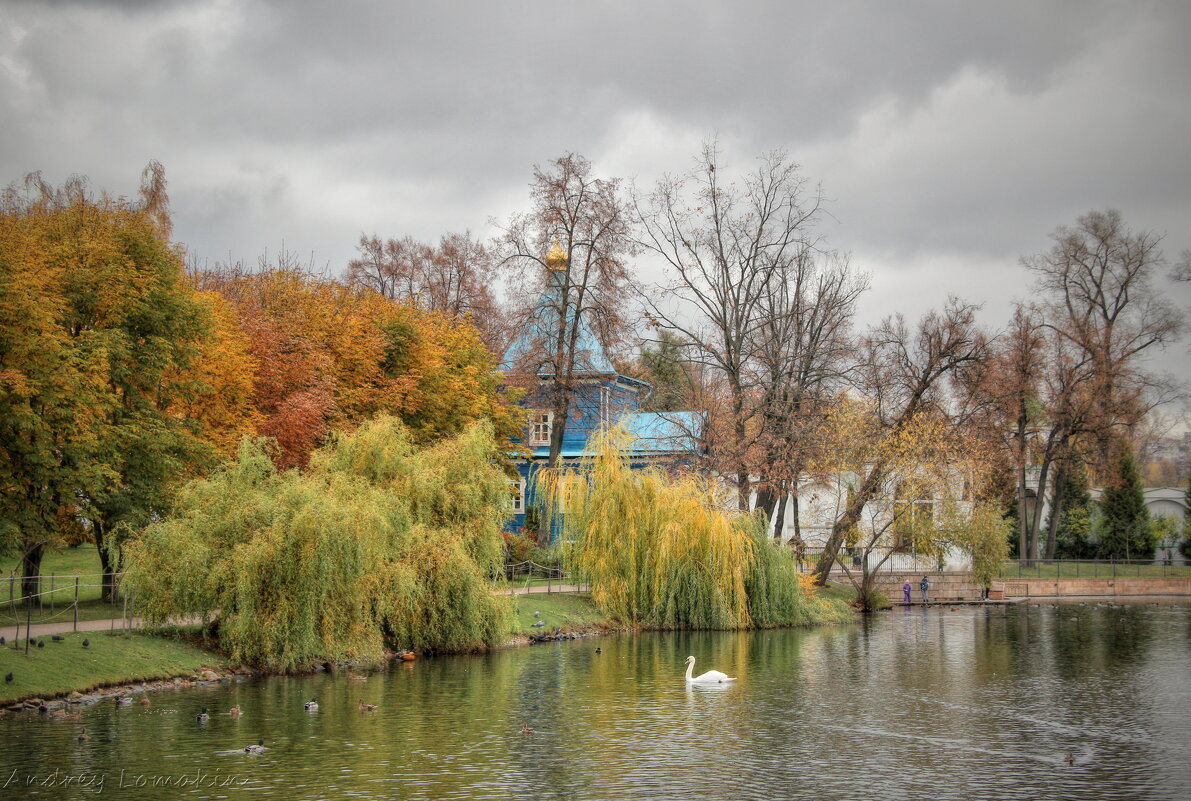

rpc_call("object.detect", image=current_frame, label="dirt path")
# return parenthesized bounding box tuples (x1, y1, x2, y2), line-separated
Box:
(2, 584, 589, 641)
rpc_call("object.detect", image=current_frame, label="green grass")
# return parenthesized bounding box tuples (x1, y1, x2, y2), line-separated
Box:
(510, 592, 614, 634)
(0, 629, 230, 703)
(0, 546, 130, 626)
(996, 562, 1191, 579)
(816, 581, 858, 605)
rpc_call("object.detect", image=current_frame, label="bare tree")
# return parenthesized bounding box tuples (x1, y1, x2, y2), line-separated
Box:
(633, 142, 826, 511)
(497, 154, 635, 529)
(752, 249, 868, 540)
(1025, 209, 1184, 479)
(346, 230, 505, 352)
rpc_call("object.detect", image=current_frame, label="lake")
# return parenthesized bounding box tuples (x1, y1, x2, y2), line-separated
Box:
(2, 601, 1188, 800)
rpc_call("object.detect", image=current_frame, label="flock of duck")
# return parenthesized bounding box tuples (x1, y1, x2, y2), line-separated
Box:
(67, 690, 387, 753)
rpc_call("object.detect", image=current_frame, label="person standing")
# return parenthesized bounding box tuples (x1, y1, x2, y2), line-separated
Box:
(919, 575, 931, 604)
(902, 580, 912, 604)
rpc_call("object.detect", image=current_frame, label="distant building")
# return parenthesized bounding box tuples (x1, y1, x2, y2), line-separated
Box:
(500, 243, 701, 537)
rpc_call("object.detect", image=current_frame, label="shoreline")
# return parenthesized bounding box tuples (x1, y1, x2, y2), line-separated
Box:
(3, 620, 626, 712)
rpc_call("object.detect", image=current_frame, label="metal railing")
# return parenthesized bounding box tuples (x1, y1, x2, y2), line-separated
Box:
(502, 560, 589, 593)
(996, 559, 1191, 579)
(1, 571, 138, 645)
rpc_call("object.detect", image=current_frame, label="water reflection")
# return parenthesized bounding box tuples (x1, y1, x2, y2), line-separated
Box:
(1, 602, 1188, 800)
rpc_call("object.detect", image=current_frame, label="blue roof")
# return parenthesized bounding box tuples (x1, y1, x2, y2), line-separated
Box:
(522, 412, 703, 459)
(500, 293, 616, 376)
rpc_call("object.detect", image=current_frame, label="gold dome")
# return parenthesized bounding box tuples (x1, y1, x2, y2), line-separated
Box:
(545, 239, 568, 271)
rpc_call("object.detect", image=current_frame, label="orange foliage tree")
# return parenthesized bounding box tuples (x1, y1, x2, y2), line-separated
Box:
(193, 260, 521, 468)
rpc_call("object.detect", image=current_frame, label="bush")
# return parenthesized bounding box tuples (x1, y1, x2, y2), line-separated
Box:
(502, 531, 536, 564)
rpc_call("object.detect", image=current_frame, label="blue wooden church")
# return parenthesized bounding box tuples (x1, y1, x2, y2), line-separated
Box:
(500, 242, 701, 535)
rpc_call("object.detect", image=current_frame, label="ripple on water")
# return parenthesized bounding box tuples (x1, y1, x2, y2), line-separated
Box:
(1, 604, 1189, 800)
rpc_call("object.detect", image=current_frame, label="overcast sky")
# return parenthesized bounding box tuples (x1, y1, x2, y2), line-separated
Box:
(2, 0, 1189, 399)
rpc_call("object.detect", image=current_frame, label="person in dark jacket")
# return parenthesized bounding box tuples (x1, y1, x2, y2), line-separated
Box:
(919, 575, 931, 604)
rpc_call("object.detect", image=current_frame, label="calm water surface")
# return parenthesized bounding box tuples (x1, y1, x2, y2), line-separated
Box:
(2, 602, 1189, 801)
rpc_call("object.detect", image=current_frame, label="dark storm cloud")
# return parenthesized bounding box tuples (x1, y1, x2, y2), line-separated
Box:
(1, 0, 1189, 356)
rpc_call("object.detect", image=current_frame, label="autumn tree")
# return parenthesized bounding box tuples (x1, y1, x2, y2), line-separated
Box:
(0, 166, 235, 599)
(810, 394, 1005, 609)
(633, 143, 833, 512)
(498, 153, 635, 532)
(194, 256, 521, 468)
(810, 299, 986, 584)
(975, 211, 1184, 563)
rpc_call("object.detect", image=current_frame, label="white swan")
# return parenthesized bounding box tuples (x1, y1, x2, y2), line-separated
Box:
(684, 655, 736, 684)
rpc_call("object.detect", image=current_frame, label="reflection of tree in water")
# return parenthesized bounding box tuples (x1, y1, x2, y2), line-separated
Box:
(1050, 604, 1098, 680)
(1100, 605, 1155, 668)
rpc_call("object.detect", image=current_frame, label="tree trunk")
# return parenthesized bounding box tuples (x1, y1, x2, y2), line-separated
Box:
(1044, 460, 1067, 559)
(790, 490, 802, 543)
(858, 566, 877, 613)
(20, 542, 44, 607)
(812, 462, 886, 584)
(1015, 415, 1030, 563)
(772, 490, 789, 540)
(1028, 454, 1053, 564)
(94, 521, 120, 603)
(754, 483, 776, 519)
(730, 376, 750, 511)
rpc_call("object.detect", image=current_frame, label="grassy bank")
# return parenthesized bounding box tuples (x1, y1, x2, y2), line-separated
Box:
(0, 630, 229, 704)
(510, 592, 615, 634)
(818, 581, 859, 605)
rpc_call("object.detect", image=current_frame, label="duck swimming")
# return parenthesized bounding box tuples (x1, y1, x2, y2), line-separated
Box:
(197, 707, 210, 722)
(304, 698, 318, 711)
(244, 739, 266, 754)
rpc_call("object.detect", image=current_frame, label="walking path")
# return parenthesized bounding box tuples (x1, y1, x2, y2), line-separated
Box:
(2, 584, 589, 641)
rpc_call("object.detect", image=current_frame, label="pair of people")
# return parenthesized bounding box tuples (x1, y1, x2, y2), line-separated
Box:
(902, 576, 931, 604)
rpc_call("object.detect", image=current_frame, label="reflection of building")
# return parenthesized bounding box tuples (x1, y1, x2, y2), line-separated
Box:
(500, 243, 701, 537)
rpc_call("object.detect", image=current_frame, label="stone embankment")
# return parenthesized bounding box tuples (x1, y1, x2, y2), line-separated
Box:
(4, 666, 251, 715)
(997, 576, 1191, 598)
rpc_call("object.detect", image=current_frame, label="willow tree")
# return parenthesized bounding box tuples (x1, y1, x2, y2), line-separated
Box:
(125, 417, 513, 671)
(541, 428, 850, 629)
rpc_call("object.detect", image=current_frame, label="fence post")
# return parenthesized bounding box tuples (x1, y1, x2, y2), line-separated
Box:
(73, 577, 79, 632)
(25, 600, 31, 655)
(50, 574, 55, 614)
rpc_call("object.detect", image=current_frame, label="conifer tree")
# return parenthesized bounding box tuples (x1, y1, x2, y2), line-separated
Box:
(1181, 479, 1191, 560)
(1051, 456, 1094, 559)
(1097, 450, 1153, 560)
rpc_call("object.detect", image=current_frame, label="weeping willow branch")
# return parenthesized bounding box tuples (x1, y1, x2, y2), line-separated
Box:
(540, 427, 851, 629)
(124, 417, 513, 671)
